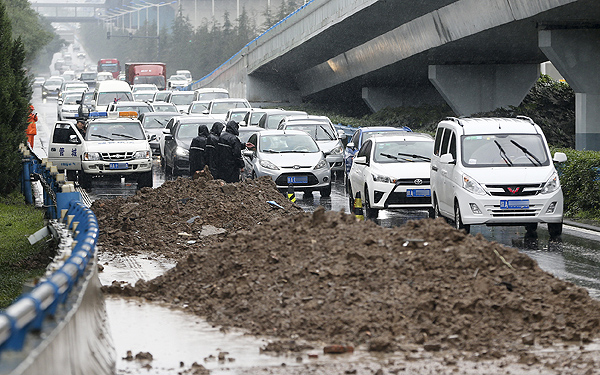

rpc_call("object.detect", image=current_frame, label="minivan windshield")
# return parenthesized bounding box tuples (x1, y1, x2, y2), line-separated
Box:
(461, 134, 550, 167)
(97, 92, 134, 106)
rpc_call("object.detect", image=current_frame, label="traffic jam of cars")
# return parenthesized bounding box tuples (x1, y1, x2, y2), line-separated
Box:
(42, 59, 567, 238)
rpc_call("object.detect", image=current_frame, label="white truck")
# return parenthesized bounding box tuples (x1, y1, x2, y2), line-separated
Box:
(47, 111, 153, 189)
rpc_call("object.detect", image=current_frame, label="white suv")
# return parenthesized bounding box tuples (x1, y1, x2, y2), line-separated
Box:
(348, 133, 434, 219)
(430, 116, 567, 236)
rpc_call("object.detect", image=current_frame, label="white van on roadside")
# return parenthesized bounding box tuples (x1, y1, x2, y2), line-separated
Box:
(430, 116, 567, 237)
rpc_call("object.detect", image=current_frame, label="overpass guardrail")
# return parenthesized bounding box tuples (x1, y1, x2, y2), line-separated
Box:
(0, 144, 114, 374)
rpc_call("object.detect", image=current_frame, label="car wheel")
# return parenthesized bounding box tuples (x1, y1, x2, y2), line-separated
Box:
(348, 185, 354, 214)
(320, 182, 332, 198)
(428, 207, 435, 219)
(548, 223, 563, 238)
(137, 171, 153, 189)
(66, 170, 77, 182)
(364, 187, 378, 219)
(433, 196, 442, 219)
(524, 223, 538, 233)
(251, 171, 257, 179)
(454, 202, 470, 234)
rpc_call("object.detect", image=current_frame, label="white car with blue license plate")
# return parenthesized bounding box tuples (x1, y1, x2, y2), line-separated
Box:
(348, 133, 434, 219)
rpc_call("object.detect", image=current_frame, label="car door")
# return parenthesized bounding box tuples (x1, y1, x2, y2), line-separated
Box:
(348, 140, 372, 197)
(163, 120, 179, 168)
(48, 122, 83, 170)
(438, 129, 458, 216)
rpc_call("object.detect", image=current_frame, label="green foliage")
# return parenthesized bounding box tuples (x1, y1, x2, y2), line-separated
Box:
(0, 194, 50, 308)
(551, 148, 600, 219)
(0, 2, 32, 196)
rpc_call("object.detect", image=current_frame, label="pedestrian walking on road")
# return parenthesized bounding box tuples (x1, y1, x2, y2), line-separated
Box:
(26, 105, 38, 148)
(217, 120, 244, 183)
(189, 124, 209, 176)
(206, 122, 224, 180)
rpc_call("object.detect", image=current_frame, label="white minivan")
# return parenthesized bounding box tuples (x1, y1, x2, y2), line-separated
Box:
(430, 116, 567, 237)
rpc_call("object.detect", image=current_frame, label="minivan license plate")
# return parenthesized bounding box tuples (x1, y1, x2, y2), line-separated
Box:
(287, 176, 308, 184)
(500, 200, 529, 209)
(406, 189, 431, 197)
(109, 162, 128, 170)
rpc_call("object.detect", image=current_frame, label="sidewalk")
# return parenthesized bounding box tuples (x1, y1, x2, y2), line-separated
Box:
(563, 218, 600, 233)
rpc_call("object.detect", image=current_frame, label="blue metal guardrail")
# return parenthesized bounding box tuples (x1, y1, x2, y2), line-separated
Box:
(183, 0, 317, 91)
(0, 145, 98, 359)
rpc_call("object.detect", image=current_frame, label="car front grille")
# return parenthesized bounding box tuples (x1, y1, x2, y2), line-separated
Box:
(102, 152, 135, 161)
(385, 192, 431, 205)
(486, 204, 541, 217)
(394, 178, 430, 186)
(485, 184, 543, 197)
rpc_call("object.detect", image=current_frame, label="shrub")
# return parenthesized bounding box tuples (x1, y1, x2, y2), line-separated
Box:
(552, 148, 600, 218)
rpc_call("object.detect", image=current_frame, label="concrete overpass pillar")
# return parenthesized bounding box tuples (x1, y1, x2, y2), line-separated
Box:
(361, 86, 445, 112)
(428, 64, 539, 117)
(539, 29, 600, 151)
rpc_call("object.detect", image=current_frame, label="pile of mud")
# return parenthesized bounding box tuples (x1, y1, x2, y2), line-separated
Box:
(101, 194, 600, 357)
(92, 172, 301, 259)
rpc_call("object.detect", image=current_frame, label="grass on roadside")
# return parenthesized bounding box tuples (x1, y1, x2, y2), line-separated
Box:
(0, 192, 55, 309)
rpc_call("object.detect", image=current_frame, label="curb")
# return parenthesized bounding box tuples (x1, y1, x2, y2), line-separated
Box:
(563, 219, 600, 233)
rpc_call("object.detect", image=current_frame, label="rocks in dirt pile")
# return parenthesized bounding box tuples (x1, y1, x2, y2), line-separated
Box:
(91, 175, 301, 258)
(124, 207, 600, 356)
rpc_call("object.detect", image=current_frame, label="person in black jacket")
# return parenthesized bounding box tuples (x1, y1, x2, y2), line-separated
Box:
(206, 122, 224, 179)
(189, 124, 209, 175)
(217, 120, 244, 183)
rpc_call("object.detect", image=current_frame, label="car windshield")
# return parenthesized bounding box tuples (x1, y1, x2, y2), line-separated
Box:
(134, 93, 155, 101)
(229, 112, 247, 123)
(373, 140, 433, 163)
(196, 92, 228, 100)
(86, 121, 145, 141)
(154, 92, 170, 101)
(171, 93, 194, 105)
(63, 93, 81, 105)
(142, 115, 174, 129)
(259, 134, 320, 153)
(362, 130, 410, 144)
(238, 129, 260, 143)
(189, 102, 208, 113)
(153, 104, 177, 112)
(177, 123, 210, 138)
(211, 101, 248, 114)
(81, 73, 96, 80)
(285, 124, 335, 141)
(98, 92, 134, 106)
(461, 134, 550, 167)
(267, 114, 301, 129)
(45, 79, 62, 86)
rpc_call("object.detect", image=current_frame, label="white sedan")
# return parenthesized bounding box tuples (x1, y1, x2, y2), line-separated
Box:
(347, 133, 435, 219)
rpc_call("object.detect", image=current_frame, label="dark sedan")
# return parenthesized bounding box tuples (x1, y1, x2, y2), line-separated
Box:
(162, 116, 216, 176)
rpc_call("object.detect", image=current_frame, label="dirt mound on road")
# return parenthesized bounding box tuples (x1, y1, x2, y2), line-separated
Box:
(92, 172, 301, 259)
(108, 204, 600, 356)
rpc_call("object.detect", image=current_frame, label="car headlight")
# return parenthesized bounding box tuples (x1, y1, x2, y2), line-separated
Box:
(462, 174, 487, 195)
(314, 158, 328, 170)
(259, 159, 279, 170)
(84, 152, 102, 161)
(372, 173, 392, 183)
(175, 146, 189, 157)
(134, 150, 151, 159)
(329, 145, 343, 155)
(540, 172, 560, 194)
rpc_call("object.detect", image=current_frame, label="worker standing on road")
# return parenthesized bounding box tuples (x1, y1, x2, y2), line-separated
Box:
(206, 122, 224, 180)
(26, 105, 38, 148)
(189, 124, 209, 176)
(217, 120, 244, 183)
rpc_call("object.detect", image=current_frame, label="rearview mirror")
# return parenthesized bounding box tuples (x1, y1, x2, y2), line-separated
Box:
(354, 156, 367, 165)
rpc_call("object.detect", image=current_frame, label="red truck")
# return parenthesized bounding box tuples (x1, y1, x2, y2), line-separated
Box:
(125, 62, 167, 90)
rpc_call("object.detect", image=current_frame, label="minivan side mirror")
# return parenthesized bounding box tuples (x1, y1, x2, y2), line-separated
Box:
(354, 156, 368, 165)
(440, 153, 455, 164)
(553, 152, 567, 163)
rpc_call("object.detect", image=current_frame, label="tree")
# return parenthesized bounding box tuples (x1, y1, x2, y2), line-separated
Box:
(0, 2, 32, 196)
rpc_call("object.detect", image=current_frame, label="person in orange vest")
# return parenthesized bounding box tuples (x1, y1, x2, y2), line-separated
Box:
(26, 105, 38, 148)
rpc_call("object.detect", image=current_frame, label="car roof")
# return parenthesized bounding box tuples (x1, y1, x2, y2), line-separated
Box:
(142, 111, 179, 117)
(440, 117, 540, 135)
(210, 98, 247, 103)
(170, 90, 194, 95)
(177, 115, 215, 123)
(258, 129, 313, 136)
(112, 101, 151, 106)
(239, 126, 263, 132)
(281, 120, 333, 127)
(369, 133, 434, 142)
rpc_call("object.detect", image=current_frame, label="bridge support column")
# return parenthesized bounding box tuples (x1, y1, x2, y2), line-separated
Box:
(428, 64, 539, 117)
(361, 86, 445, 113)
(539, 29, 600, 151)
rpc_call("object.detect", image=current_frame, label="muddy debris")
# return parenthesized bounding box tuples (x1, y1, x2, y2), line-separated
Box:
(95, 174, 600, 371)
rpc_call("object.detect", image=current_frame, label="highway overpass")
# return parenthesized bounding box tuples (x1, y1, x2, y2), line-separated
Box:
(192, 0, 600, 150)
